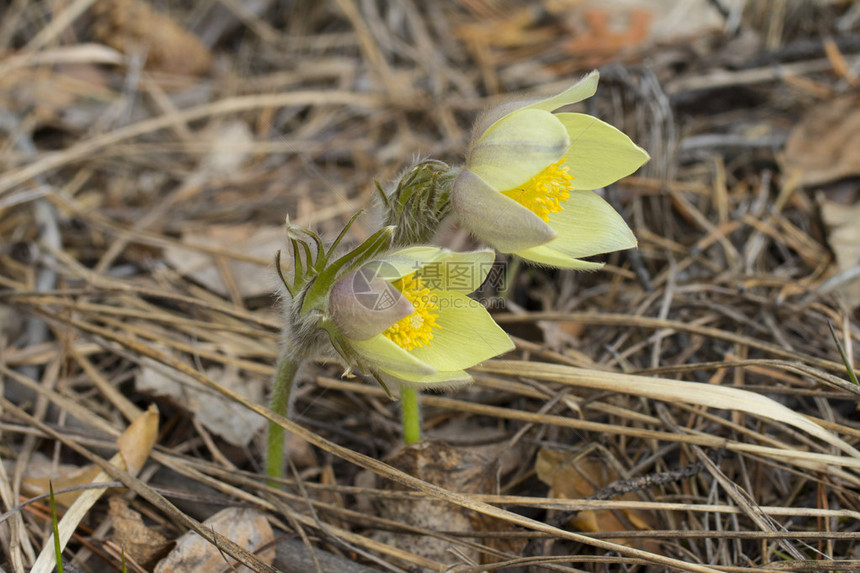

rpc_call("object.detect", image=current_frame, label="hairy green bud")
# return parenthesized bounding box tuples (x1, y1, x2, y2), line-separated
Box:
(376, 159, 459, 247)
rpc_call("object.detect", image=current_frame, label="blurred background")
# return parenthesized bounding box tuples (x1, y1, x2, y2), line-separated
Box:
(2, 1, 860, 571)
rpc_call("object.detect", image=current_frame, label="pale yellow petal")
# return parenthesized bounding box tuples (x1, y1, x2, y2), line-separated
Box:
(379, 368, 473, 389)
(525, 70, 599, 112)
(376, 248, 499, 293)
(515, 244, 605, 270)
(348, 335, 436, 377)
(409, 292, 514, 370)
(469, 108, 568, 191)
(544, 190, 637, 258)
(557, 113, 650, 191)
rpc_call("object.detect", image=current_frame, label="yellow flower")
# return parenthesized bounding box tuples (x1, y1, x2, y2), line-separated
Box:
(452, 71, 650, 269)
(327, 247, 514, 388)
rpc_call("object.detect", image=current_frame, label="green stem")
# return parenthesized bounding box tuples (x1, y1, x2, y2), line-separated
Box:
(499, 255, 521, 301)
(267, 354, 301, 483)
(400, 385, 422, 445)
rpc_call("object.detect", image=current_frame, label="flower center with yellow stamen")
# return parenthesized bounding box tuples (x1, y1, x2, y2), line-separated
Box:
(502, 158, 574, 222)
(382, 274, 439, 351)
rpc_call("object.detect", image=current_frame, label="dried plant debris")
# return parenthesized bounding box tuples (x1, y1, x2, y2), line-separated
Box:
(153, 508, 274, 573)
(370, 440, 524, 568)
(14, 454, 103, 509)
(108, 496, 172, 567)
(90, 0, 212, 75)
(3, 0, 860, 572)
(163, 224, 283, 299)
(135, 361, 267, 447)
(782, 95, 860, 186)
(536, 448, 657, 550)
(819, 196, 860, 309)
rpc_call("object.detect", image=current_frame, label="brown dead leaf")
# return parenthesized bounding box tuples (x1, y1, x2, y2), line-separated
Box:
(282, 431, 319, 470)
(90, 0, 211, 75)
(108, 496, 172, 566)
(783, 95, 860, 186)
(0, 64, 113, 128)
(163, 224, 282, 299)
(819, 196, 860, 309)
(429, 419, 526, 476)
(564, 0, 727, 43)
(118, 404, 160, 476)
(19, 406, 160, 507)
(153, 508, 274, 573)
(558, 320, 587, 338)
(551, 0, 729, 67)
(538, 320, 582, 352)
(562, 6, 653, 67)
(30, 407, 160, 573)
(18, 455, 102, 508)
(136, 361, 267, 446)
(536, 448, 656, 549)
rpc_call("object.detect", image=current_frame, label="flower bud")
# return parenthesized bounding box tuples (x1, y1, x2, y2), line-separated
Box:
(376, 159, 458, 247)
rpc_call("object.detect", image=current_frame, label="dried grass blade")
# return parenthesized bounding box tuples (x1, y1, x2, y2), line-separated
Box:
(63, 318, 727, 573)
(828, 321, 859, 386)
(29, 407, 159, 573)
(478, 361, 860, 461)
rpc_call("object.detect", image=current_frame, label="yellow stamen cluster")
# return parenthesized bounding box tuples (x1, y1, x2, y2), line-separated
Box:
(382, 274, 439, 351)
(502, 158, 574, 222)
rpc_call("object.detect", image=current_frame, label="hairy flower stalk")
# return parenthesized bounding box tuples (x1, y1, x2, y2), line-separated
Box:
(268, 214, 396, 480)
(451, 71, 650, 269)
(269, 217, 513, 475)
